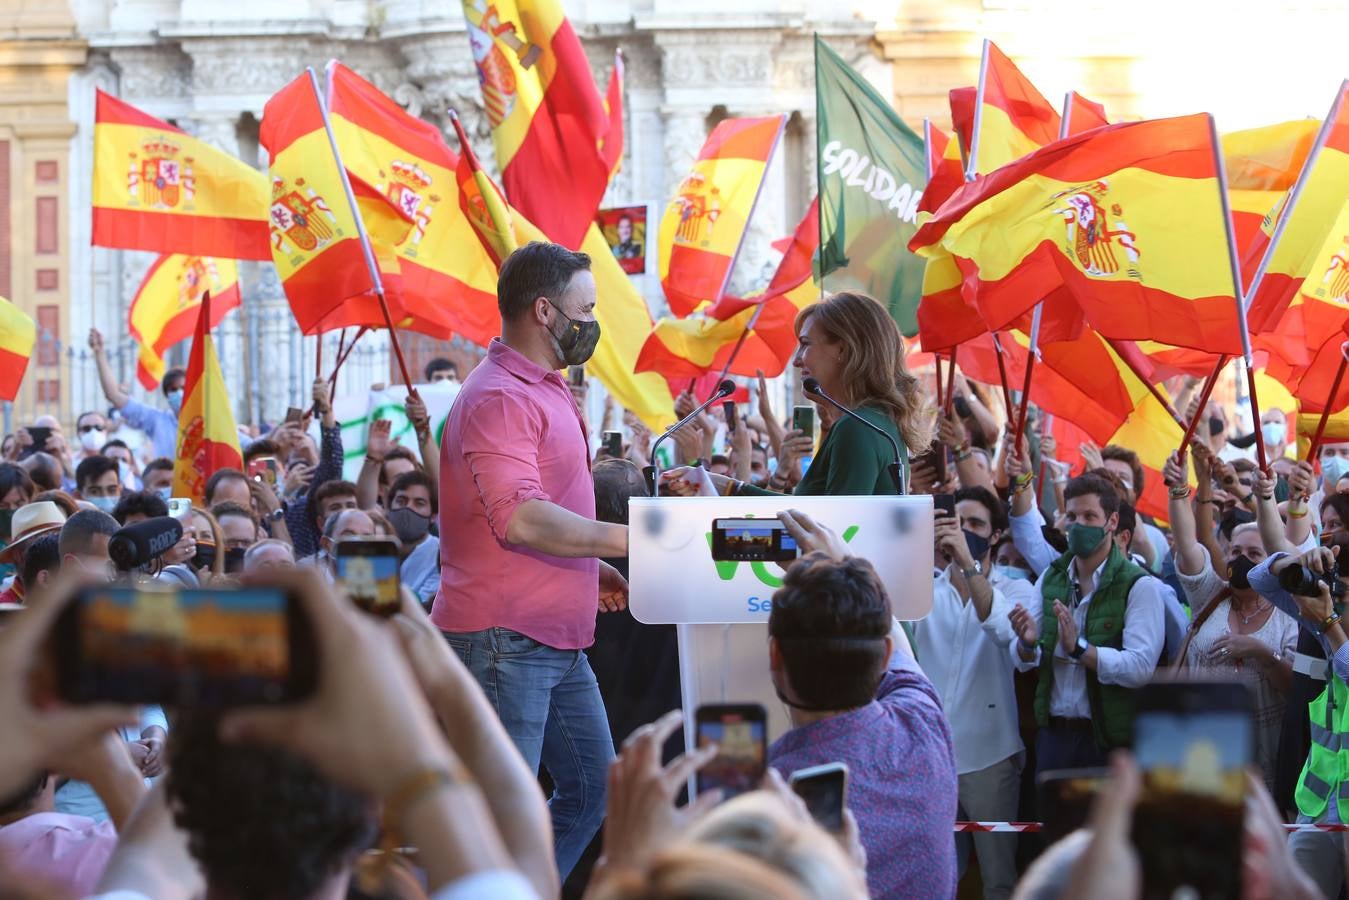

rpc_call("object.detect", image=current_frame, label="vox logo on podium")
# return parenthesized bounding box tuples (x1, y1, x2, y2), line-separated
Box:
(706, 525, 860, 589)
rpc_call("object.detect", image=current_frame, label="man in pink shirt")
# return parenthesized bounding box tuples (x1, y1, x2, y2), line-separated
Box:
(0, 730, 146, 896)
(432, 241, 629, 878)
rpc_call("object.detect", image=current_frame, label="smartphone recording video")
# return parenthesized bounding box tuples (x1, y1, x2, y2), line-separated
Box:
(790, 762, 848, 833)
(248, 456, 279, 486)
(167, 497, 192, 521)
(53, 584, 316, 707)
(696, 704, 767, 800)
(1132, 681, 1252, 900)
(602, 431, 623, 458)
(710, 517, 798, 563)
(334, 538, 401, 618)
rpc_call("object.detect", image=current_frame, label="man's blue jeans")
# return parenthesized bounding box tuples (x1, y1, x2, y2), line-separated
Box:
(442, 626, 614, 878)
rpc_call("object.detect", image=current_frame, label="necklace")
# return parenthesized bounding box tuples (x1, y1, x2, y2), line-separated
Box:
(1233, 599, 1268, 626)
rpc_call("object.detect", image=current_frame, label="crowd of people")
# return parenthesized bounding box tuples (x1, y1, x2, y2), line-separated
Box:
(0, 240, 1342, 899)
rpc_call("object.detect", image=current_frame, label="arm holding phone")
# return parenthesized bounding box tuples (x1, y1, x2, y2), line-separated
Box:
(405, 391, 441, 496)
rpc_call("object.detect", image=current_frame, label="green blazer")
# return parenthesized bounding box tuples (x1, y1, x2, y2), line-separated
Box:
(741, 405, 908, 497)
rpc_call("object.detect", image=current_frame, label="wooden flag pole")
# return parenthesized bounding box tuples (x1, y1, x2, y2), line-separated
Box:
(943, 345, 959, 414)
(991, 332, 1014, 419)
(935, 354, 945, 409)
(1104, 339, 1188, 430)
(307, 66, 417, 394)
(1306, 342, 1349, 463)
(1177, 356, 1228, 458)
(1011, 302, 1042, 451)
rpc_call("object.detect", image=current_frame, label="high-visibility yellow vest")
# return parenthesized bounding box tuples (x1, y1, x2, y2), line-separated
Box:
(1295, 675, 1349, 821)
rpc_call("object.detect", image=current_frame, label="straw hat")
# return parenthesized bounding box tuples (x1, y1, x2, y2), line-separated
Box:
(0, 501, 67, 562)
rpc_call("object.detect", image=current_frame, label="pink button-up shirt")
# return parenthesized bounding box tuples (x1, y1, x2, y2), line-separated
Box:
(432, 339, 599, 649)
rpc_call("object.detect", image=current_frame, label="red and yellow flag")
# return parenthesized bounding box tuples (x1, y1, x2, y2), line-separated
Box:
(1245, 82, 1349, 335)
(261, 71, 401, 336)
(172, 293, 243, 505)
(965, 41, 1061, 179)
(459, 0, 617, 250)
(453, 126, 673, 430)
(327, 62, 500, 346)
(93, 90, 271, 260)
(1063, 91, 1109, 136)
(128, 255, 241, 390)
(0, 297, 35, 402)
(600, 50, 624, 177)
(638, 198, 819, 379)
(657, 115, 786, 317)
(912, 115, 1242, 355)
(1223, 118, 1320, 268)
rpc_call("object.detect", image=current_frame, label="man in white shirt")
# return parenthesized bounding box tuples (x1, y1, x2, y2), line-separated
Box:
(914, 487, 1034, 900)
(1007, 473, 1166, 775)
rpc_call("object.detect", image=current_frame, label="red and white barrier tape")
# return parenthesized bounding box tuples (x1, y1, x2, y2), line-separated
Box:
(954, 821, 1349, 833)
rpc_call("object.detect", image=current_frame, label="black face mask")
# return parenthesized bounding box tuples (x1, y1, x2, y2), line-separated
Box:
(223, 547, 246, 574)
(193, 542, 217, 572)
(1227, 555, 1256, 591)
(546, 300, 601, 367)
(1209, 415, 1225, 437)
(962, 529, 991, 564)
(389, 507, 431, 545)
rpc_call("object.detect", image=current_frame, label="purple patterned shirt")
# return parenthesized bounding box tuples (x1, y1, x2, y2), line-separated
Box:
(769, 656, 958, 899)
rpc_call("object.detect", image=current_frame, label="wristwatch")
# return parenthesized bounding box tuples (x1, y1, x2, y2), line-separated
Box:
(1069, 635, 1090, 660)
(960, 560, 984, 580)
(268, 507, 285, 523)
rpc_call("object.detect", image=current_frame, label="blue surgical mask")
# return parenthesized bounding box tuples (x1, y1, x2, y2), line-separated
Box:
(1262, 421, 1286, 446)
(155, 486, 172, 502)
(167, 389, 184, 413)
(993, 564, 1033, 582)
(1323, 456, 1349, 490)
(88, 495, 119, 514)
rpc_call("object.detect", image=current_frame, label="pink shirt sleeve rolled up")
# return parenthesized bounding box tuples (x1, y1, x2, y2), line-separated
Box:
(431, 340, 600, 650)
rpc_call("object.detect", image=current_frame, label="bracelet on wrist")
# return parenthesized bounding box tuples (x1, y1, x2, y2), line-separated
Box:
(364, 455, 384, 465)
(1238, 492, 1255, 504)
(1323, 612, 1342, 631)
(1168, 485, 1193, 499)
(1289, 507, 1309, 519)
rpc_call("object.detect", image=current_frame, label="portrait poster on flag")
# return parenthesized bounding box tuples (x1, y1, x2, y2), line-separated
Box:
(596, 205, 647, 275)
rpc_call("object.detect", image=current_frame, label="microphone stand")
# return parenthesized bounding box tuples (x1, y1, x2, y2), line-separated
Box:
(646, 380, 736, 497)
(803, 379, 906, 495)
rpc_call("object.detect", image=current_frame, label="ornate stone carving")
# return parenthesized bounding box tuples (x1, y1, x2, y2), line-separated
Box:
(183, 114, 240, 155)
(187, 39, 315, 95)
(659, 107, 707, 200)
(110, 46, 192, 98)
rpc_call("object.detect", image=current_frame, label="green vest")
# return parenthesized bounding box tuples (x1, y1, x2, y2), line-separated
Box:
(1034, 544, 1147, 750)
(1295, 675, 1349, 821)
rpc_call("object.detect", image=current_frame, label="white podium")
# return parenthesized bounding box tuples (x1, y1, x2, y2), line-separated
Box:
(628, 495, 935, 749)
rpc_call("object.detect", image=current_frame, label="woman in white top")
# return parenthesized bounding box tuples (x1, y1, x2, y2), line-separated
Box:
(1165, 452, 1296, 792)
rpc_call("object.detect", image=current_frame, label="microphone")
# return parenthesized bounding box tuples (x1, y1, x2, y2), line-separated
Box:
(802, 378, 906, 495)
(647, 379, 736, 497)
(109, 516, 184, 572)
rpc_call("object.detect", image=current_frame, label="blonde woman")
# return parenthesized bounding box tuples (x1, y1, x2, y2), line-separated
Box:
(186, 506, 225, 581)
(667, 292, 931, 497)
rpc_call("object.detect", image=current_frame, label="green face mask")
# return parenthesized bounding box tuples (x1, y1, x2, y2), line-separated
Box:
(1066, 523, 1108, 558)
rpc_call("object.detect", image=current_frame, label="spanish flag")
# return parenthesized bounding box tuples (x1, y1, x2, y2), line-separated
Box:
(327, 62, 500, 346)
(93, 90, 271, 260)
(657, 115, 785, 317)
(1244, 81, 1349, 335)
(1223, 118, 1320, 267)
(0, 297, 35, 402)
(459, 0, 617, 250)
(637, 198, 819, 379)
(1063, 91, 1109, 136)
(911, 115, 1242, 356)
(172, 293, 243, 505)
(128, 255, 242, 390)
(452, 124, 674, 430)
(964, 40, 1061, 180)
(600, 50, 624, 177)
(261, 70, 404, 336)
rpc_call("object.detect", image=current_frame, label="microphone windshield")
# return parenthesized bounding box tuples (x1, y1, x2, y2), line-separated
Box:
(716, 379, 736, 397)
(109, 516, 184, 571)
(802, 377, 823, 395)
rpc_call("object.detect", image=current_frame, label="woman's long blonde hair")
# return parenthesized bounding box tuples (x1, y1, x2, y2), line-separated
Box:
(795, 292, 932, 454)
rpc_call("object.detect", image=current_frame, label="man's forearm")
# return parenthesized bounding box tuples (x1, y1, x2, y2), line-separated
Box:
(505, 499, 628, 558)
(92, 760, 150, 831)
(96, 352, 130, 408)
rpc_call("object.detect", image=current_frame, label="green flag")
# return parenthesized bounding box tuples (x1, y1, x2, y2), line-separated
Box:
(815, 35, 928, 336)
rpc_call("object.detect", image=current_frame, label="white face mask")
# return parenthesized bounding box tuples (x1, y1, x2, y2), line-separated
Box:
(79, 428, 105, 452)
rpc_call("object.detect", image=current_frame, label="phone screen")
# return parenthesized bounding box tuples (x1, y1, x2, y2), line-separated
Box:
(602, 431, 623, 458)
(723, 400, 737, 433)
(711, 518, 797, 563)
(696, 704, 767, 799)
(248, 457, 279, 486)
(335, 539, 401, 617)
(790, 764, 848, 833)
(1132, 682, 1252, 900)
(54, 585, 315, 707)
